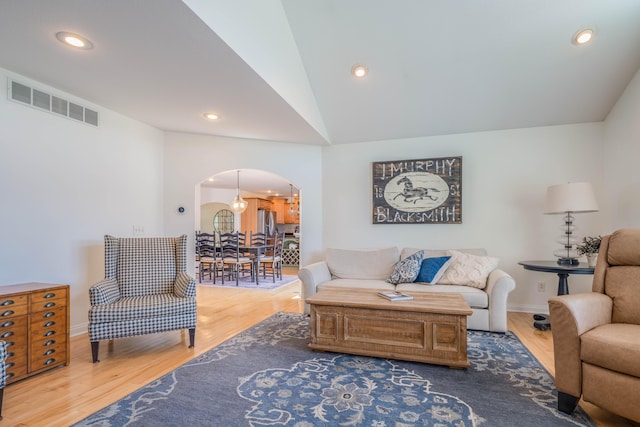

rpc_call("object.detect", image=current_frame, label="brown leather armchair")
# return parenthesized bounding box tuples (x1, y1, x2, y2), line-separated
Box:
(548, 229, 640, 422)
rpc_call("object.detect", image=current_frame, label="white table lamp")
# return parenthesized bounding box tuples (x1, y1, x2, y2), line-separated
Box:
(544, 182, 598, 265)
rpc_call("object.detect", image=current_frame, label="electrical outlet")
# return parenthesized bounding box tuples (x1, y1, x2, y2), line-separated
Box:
(132, 225, 144, 236)
(537, 281, 546, 292)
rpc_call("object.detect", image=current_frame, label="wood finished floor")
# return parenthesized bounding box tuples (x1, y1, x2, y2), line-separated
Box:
(3, 276, 638, 426)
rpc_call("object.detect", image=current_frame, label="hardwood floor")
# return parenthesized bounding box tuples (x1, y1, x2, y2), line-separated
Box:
(2, 277, 637, 426)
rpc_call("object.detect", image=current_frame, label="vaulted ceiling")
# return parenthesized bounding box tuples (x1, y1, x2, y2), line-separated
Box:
(2, 0, 640, 149)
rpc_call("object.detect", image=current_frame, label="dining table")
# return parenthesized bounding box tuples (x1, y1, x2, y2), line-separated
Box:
(239, 244, 269, 284)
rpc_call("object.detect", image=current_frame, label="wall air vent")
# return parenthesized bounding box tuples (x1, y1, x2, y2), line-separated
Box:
(7, 78, 99, 127)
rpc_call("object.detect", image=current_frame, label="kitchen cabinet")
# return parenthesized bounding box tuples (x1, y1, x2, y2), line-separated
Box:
(284, 197, 300, 224)
(240, 198, 274, 234)
(271, 198, 299, 224)
(271, 198, 285, 222)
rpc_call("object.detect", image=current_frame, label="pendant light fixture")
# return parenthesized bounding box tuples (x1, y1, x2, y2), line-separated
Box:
(230, 170, 248, 214)
(288, 184, 298, 216)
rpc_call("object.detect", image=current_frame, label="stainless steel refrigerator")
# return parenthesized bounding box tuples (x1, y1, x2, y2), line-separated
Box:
(257, 210, 276, 236)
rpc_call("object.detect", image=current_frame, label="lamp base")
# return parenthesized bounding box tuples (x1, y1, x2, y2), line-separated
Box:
(557, 257, 579, 266)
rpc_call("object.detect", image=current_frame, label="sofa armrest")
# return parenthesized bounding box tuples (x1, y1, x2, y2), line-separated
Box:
(89, 278, 120, 306)
(548, 293, 613, 397)
(485, 269, 516, 333)
(298, 261, 332, 314)
(174, 272, 196, 298)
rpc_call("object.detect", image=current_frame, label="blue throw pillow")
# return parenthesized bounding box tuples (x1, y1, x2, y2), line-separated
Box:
(387, 250, 424, 285)
(415, 256, 452, 284)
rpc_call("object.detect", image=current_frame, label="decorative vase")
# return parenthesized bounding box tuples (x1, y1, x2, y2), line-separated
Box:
(586, 253, 598, 267)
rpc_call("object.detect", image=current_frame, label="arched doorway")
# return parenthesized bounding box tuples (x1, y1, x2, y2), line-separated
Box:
(196, 168, 301, 272)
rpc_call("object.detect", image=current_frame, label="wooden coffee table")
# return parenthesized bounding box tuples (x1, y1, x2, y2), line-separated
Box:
(306, 288, 472, 368)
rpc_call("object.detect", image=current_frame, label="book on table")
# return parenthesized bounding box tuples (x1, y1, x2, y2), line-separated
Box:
(378, 291, 414, 301)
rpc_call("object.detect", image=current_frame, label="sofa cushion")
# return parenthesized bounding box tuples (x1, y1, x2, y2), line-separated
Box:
(318, 278, 395, 292)
(604, 266, 640, 324)
(326, 247, 399, 280)
(387, 250, 424, 284)
(581, 323, 640, 377)
(415, 256, 451, 284)
(401, 247, 487, 260)
(396, 283, 489, 309)
(438, 250, 499, 289)
(88, 294, 196, 322)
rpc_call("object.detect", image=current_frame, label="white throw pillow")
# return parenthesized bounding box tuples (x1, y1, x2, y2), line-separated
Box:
(437, 250, 499, 289)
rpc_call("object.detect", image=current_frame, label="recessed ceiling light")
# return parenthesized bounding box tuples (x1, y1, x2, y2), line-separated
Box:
(56, 31, 93, 49)
(573, 29, 593, 45)
(351, 65, 367, 78)
(203, 112, 220, 121)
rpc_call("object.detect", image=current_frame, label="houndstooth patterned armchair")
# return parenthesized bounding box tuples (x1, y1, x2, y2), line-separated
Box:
(88, 235, 197, 363)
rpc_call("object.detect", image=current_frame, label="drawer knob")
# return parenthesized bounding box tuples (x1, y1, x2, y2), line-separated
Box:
(44, 349, 56, 356)
(1, 310, 14, 317)
(44, 293, 56, 299)
(0, 331, 14, 338)
(6, 362, 14, 369)
(7, 352, 14, 358)
(43, 312, 55, 318)
(1, 300, 14, 306)
(44, 302, 56, 308)
(44, 358, 56, 365)
(6, 341, 15, 347)
(44, 330, 56, 337)
(44, 339, 56, 346)
(44, 321, 55, 327)
(1, 320, 14, 328)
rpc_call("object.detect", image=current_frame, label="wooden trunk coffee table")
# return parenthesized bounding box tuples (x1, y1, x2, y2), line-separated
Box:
(306, 288, 472, 368)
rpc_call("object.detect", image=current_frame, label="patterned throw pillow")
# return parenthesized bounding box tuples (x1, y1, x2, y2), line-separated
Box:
(415, 256, 451, 284)
(438, 250, 499, 289)
(387, 250, 424, 285)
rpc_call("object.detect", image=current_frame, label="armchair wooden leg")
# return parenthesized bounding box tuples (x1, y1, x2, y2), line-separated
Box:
(558, 391, 579, 414)
(0, 387, 4, 420)
(91, 341, 100, 363)
(188, 328, 195, 348)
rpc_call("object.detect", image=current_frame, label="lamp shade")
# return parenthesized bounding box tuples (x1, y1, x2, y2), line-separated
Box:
(544, 182, 599, 214)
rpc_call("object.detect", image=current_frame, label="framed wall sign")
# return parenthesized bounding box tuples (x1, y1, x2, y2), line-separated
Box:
(372, 156, 462, 224)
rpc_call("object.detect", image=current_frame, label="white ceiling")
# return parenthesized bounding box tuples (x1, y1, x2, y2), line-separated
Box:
(2, 0, 640, 193)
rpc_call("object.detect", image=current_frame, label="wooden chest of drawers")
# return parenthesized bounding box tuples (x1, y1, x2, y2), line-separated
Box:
(0, 283, 70, 384)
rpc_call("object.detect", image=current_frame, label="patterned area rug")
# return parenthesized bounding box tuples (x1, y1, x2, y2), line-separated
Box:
(198, 273, 299, 290)
(73, 313, 595, 427)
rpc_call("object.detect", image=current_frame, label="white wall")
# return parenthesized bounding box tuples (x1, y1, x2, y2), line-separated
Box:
(162, 132, 323, 273)
(0, 68, 165, 335)
(321, 123, 605, 313)
(603, 67, 640, 230)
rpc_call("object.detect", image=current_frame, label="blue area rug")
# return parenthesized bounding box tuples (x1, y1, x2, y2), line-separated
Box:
(73, 313, 594, 426)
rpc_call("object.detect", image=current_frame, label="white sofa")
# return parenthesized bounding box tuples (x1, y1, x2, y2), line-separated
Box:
(298, 246, 515, 333)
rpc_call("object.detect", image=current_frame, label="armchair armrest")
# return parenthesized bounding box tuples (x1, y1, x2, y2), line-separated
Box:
(548, 293, 613, 397)
(0, 340, 7, 389)
(298, 261, 332, 314)
(89, 278, 120, 306)
(485, 269, 516, 333)
(174, 272, 196, 298)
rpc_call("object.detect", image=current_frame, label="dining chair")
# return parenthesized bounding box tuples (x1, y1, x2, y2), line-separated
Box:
(196, 232, 217, 283)
(220, 231, 254, 285)
(261, 232, 284, 282)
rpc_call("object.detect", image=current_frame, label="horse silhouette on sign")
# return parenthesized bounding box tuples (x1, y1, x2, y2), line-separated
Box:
(394, 176, 441, 204)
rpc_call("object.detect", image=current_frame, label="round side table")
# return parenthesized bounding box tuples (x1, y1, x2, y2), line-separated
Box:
(518, 260, 595, 330)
